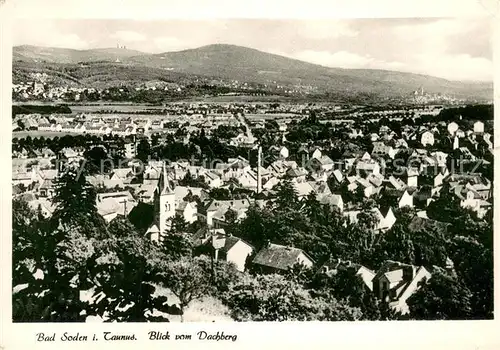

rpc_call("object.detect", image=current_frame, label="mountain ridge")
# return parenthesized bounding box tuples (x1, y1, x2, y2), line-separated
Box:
(13, 44, 493, 101)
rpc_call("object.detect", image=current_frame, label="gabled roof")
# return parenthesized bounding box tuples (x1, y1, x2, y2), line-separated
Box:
(293, 181, 315, 197)
(206, 198, 252, 212)
(286, 167, 308, 178)
(318, 193, 343, 207)
(332, 169, 344, 183)
(209, 233, 254, 254)
(253, 243, 314, 270)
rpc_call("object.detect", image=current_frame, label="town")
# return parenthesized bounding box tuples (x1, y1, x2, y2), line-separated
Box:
(12, 96, 493, 321)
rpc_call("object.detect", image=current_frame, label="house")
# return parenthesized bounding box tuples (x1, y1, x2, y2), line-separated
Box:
(204, 171, 222, 188)
(144, 164, 162, 180)
(263, 176, 280, 191)
(204, 198, 252, 227)
(174, 186, 207, 204)
(453, 185, 491, 218)
(39, 147, 56, 159)
(432, 170, 448, 188)
(371, 142, 396, 159)
(370, 133, 380, 142)
(447, 122, 459, 135)
(311, 148, 323, 160)
(398, 189, 414, 209)
(252, 242, 314, 273)
(309, 155, 334, 171)
(330, 169, 344, 187)
(473, 121, 484, 134)
(175, 201, 198, 223)
(110, 168, 134, 183)
(136, 183, 157, 203)
(34, 169, 58, 183)
(378, 207, 397, 231)
(393, 138, 409, 149)
(456, 129, 466, 138)
(286, 167, 308, 181)
(124, 142, 136, 159)
(38, 178, 56, 198)
(60, 147, 83, 164)
(457, 147, 477, 161)
(371, 260, 432, 314)
(386, 176, 406, 191)
(269, 145, 289, 159)
(348, 129, 364, 139)
(237, 171, 258, 191)
(96, 191, 137, 222)
(267, 160, 292, 178)
(209, 232, 254, 272)
(27, 198, 56, 218)
(355, 158, 381, 176)
(343, 207, 396, 232)
(292, 180, 315, 199)
(399, 167, 419, 188)
(320, 259, 375, 291)
(420, 131, 435, 147)
(318, 193, 344, 212)
(355, 177, 376, 198)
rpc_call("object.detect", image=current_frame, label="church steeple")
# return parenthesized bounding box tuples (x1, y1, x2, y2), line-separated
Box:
(160, 162, 174, 195)
(158, 162, 175, 238)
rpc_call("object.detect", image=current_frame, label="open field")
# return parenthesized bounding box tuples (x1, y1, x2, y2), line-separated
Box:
(69, 104, 166, 113)
(179, 94, 296, 103)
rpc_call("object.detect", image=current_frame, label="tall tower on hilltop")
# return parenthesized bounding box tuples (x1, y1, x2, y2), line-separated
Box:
(159, 163, 176, 237)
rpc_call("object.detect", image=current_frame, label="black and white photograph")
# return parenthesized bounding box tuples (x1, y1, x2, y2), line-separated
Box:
(7, 13, 495, 328)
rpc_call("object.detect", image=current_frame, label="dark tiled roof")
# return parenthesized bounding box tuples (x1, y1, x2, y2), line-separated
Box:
(253, 243, 313, 270)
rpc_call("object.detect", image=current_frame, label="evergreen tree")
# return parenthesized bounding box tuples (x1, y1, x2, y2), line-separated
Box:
(52, 166, 106, 237)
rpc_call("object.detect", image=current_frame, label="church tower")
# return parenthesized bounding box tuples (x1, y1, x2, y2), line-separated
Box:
(159, 162, 176, 237)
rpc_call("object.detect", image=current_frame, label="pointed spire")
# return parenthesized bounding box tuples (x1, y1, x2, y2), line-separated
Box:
(160, 162, 174, 195)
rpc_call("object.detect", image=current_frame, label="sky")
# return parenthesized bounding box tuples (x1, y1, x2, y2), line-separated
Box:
(13, 18, 492, 82)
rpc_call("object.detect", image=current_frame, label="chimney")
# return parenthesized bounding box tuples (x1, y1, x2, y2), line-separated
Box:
(257, 146, 263, 194)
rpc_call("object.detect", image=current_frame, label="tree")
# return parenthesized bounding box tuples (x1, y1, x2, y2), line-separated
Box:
(108, 216, 139, 237)
(12, 199, 86, 322)
(448, 227, 493, 319)
(272, 178, 299, 212)
(158, 256, 213, 322)
(407, 269, 473, 320)
(51, 166, 106, 238)
(161, 218, 193, 260)
(224, 208, 238, 224)
(84, 146, 110, 175)
(128, 202, 155, 232)
(136, 139, 151, 163)
(86, 234, 177, 322)
(223, 273, 361, 321)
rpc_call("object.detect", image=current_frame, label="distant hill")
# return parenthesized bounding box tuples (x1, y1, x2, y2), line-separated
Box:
(13, 45, 146, 63)
(13, 44, 493, 101)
